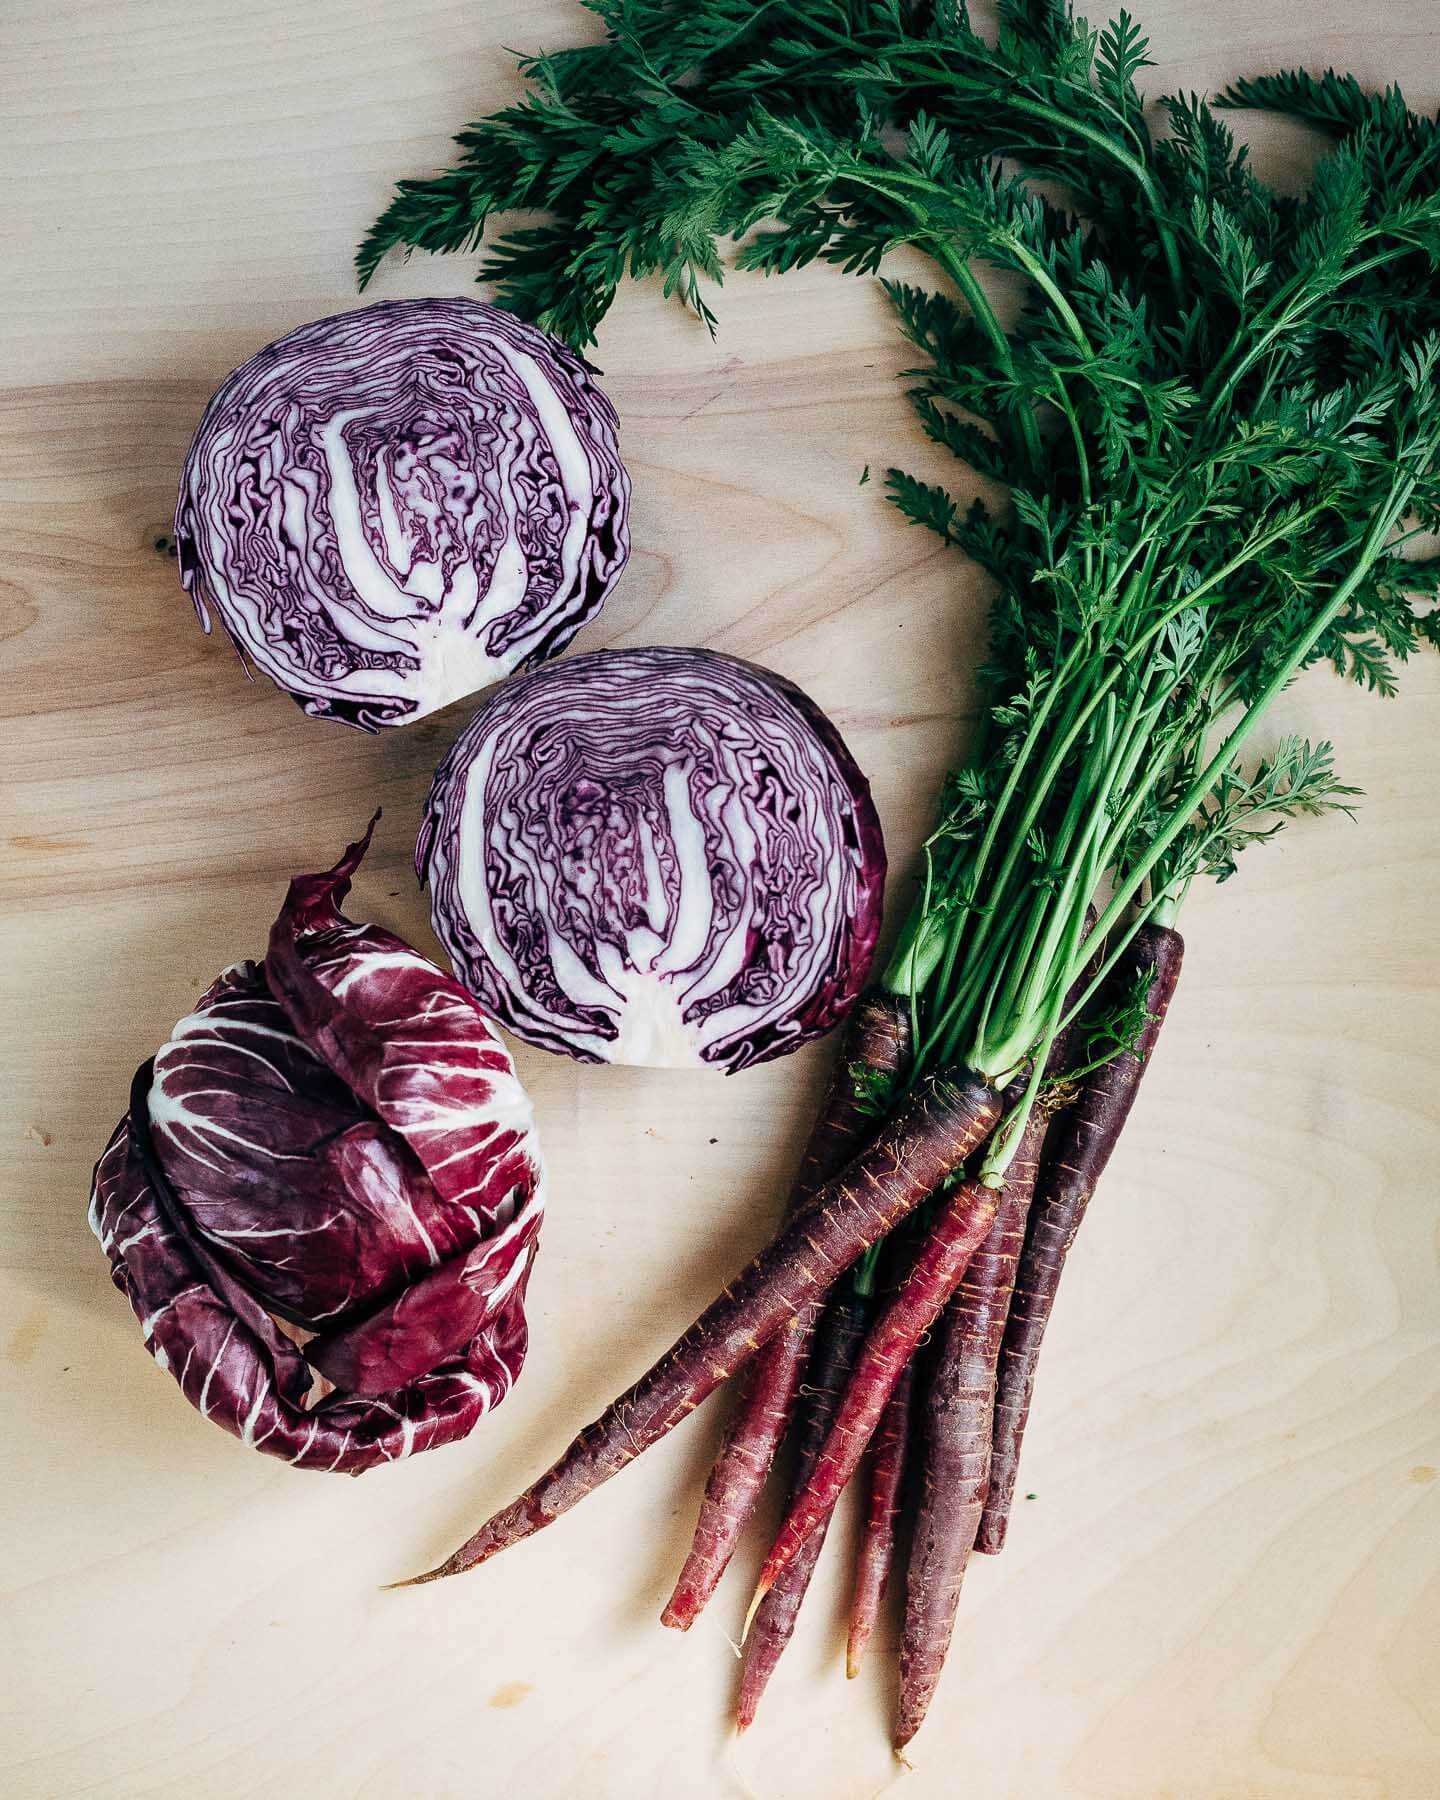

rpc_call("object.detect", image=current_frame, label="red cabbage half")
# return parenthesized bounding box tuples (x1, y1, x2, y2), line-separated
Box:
(418, 647, 886, 1071)
(175, 298, 631, 730)
(89, 821, 544, 1472)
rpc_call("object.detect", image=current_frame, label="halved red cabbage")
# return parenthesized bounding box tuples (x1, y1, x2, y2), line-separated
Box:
(175, 298, 631, 730)
(417, 647, 886, 1071)
(89, 821, 545, 1473)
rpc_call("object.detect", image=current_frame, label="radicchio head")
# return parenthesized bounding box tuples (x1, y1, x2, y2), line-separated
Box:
(89, 820, 544, 1472)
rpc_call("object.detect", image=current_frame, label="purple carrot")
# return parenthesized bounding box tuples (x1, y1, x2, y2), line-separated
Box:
(894, 1105, 1049, 1749)
(978, 923, 1185, 1556)
(663, 991, 912, 1631)
(394, 1068, 1001, 1585)
(745, 1174, 1002, 1610)
(846, 1356, 915, 1678)
(734, 1285, 870, 1733)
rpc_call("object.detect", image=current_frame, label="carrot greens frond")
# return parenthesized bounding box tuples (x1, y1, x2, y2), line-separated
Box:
(364, 0, 1440, 1088)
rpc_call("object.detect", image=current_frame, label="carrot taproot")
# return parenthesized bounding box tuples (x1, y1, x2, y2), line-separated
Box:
(744, 1173, 1002, 1612)
(662, 1320, 818, 1630)
(663, 991, 912, 1631)
(894, 1104, 1049, 1748)
(977, 923, 1185, 1557)
(846, 1356, 915, 1679)
(734, 1284, 870, 1733)
(393, 1068, 1001, 1586)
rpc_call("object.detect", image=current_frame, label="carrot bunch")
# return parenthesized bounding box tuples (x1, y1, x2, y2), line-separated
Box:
(398, 927, 1184, 1749)
(368, 0, 1440, 1752)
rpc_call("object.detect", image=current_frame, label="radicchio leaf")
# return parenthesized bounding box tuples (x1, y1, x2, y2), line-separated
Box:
(90, 822, 544, 1473)
(175, 298, 631, 730)
(418, 647, 887, 1072)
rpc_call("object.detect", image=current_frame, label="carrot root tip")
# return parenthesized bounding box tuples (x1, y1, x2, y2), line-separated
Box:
(381, 1567, 446, 1591)
(660, 1592, 696, 1630)
(740, 1582, 771, 1643)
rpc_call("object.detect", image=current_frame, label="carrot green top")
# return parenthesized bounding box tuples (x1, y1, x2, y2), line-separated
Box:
(362, 1, 1440, 1176)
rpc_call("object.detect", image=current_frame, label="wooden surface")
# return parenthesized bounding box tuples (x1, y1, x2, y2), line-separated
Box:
(4, 3, 1439, 1796)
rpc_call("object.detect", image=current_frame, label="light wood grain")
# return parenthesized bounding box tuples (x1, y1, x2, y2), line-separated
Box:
(3, 4, 1439, 1797)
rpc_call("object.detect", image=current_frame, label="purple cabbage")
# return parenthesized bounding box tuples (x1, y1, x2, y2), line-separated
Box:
(417, 646, 887, 1072)
(89, 821, 545, 1472)
(175, 298, 631, 730)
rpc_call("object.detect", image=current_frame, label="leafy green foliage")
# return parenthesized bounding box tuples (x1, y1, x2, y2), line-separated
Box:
(1170, 738, 1363, 886)
(849, 1058, 900, 1118)
(1056, 959, 1158, 1084)
(886, 469, 968, 545)
(1096, 11, 1152, 121)
(361, 0, 1440, 1085)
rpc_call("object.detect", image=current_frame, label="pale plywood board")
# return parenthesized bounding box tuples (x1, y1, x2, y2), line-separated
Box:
(2, 4, 1438, 1796)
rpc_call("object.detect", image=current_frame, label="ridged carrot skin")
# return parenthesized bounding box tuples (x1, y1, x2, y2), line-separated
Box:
(748, 1173, 1002, 1603)
(894, 1107, 1048, 1749)
(734, 1287, 870, 1732)
(663, 992, 913, 1631)
(846, 1356, 915, 1678)
(977, 924, 1185, 1556)
(397, 1069, 1001, 1585)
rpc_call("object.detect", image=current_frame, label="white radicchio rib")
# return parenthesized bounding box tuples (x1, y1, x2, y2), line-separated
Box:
(89, 819, 545, 1473)
(418, 647, 887, 1072)
(175, 298, 631, 730)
